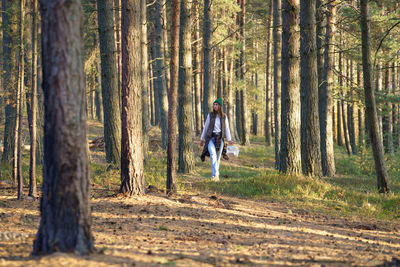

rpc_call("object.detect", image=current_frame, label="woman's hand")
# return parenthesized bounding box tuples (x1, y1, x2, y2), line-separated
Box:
(200, 140, 204, 147)
(228, 141, 234, 145)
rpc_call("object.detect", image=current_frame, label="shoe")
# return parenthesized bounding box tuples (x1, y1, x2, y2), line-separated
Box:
(201, 155, 205, 162)
(212, 175, 219, 181)
(223, 154, 229, 160)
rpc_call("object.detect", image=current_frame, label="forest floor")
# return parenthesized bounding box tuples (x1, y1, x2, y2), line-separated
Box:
(0, 123, 400, 266)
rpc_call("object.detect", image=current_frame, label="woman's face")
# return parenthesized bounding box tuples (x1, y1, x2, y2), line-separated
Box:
(213, 103, 219, 112)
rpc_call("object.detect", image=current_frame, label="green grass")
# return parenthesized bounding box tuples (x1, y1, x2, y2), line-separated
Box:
(198, 142, 400, 220)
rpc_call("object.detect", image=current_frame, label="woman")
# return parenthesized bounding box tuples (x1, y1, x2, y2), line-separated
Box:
(200, 98, 233, 181)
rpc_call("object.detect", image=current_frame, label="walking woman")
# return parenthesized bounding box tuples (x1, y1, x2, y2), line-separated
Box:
(200, 98, 233, 181)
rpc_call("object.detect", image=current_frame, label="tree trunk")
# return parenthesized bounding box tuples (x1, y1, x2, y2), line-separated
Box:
(203, 0, 214, 121)
(113, 0, 121, 100)
(141, 0, 150, 161)
(193, 0, 202, 135)
(348, 60, 357, 154)
(120, 0, 145, 195)
(97, 0, 122, 166)
(273, 0, 282, 169)
(151, 0, 168, 149)
(239, 0, 249, 145)
(392, 62, 399, 150)
(382, 63, 393, 154)
(2, 0, 18, 164)
(178, 0, 194, 173)
(265, 0, 273, 146)
(33, 0, 94, 254)
(300, 0, 322, 176)
(279, 0, 301, 174)
(320, 0, 336, 176)
(357, 63, 364, 147)
(360, 0, 390, 193)
(29, 0, 38, 198)
(167, 0, 180, 194)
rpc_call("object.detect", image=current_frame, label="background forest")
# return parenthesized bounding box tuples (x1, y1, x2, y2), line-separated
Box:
(0, 0, 400, 265)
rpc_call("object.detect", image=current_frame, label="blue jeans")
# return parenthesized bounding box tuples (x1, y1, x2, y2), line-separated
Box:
(208, 137, 224, 177)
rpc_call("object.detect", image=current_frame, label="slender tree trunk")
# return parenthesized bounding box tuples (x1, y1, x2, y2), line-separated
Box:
(97, 0, 122, 166)
(141, 0, 150, 161)
(265, 0, 273, 146)
(348, 60, 357, 154)
(360, 0, 390, 193)
(203, 0, 214, 121)
(300, 0, 322, 176)
(320, 0, 336, 176)
(29, 0, 38, 198)
(151, 0, 168, 149)
(178, 0, 194, 173)
(316, 0, 324, 102)
(337, 45, 343, 146)
(341, 95, 352, 155)
(357, 63, 364, 147)
(382, 62, 393, 154)
(167, 0, 180, 194)
(120, 0, 145, 195)
(193, 0, 202, 135)
(273, 0, 282, 169)
(279, 0, 301, 174)
(239, 0, 249, 145)
(392, 62, 399, 150)
(114, 0, 121, 99)
(33, 0, 94, 254)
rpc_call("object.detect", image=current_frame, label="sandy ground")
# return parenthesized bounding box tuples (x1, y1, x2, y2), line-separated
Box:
(0, 184, 399, 267)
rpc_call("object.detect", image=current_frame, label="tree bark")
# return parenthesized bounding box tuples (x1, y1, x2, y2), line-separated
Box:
(33, 0, 94, 254)
(120, 0, 145, 196)
(360, 0, 390, 193)
(348, 60, 357, 154)
(29, 0, 38, 198)
(392, 62, 398, 150)
(97, 0, 122, 166)
(239, 0, 249, 145)
(193, 0, 202, 135)
(203, 0, 214, 121)
(300, 0, 322, 176)
(273, 0, 282, 169)
(141, 0, 150, 161)
(151, 0, 168, 149)
(320, 0, 336, 176)
(279, 0, 301, 174)
(265, 0, 273, 146)
(1, 0, 18, 164)
(178, 0, 194, 173)
(382, 63, 393, 154)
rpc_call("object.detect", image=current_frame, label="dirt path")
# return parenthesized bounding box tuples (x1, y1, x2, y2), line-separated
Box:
(0, 185, 399, 267)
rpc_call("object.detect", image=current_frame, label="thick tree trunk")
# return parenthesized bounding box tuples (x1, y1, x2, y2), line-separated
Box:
(33, 0, 94, 254)
(203, 0, 214, 121)
(120, 0, 145, 195)
(178, 0, 194, 173)
(265, 0, 273, 146)
(167, 0, 180, 194)
(320, 0, 336, 176)
(141, 0, 150, 161)
(360, 0, 390, 193)
(97, 0, 122, 166)
(2, 0, 18, 164)
(273, 0, 282, 169)
(29, 0, 38, 198)
(300, 0, 322, 176)
(279, 0, 301, 174)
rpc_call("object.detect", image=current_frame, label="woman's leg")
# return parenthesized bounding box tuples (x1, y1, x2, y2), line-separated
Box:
(208, 138, 217, 177)
(215, 139, 224, 177)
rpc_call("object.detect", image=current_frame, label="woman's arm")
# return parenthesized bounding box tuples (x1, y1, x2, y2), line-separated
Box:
(200, 114, 210, 141)
(225, 116, 232, 142)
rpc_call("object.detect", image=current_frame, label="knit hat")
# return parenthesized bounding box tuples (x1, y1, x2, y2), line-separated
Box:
(213, 98, 223, 107)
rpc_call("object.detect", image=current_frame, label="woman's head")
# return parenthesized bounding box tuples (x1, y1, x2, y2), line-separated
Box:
(213, 98, 224, 117)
